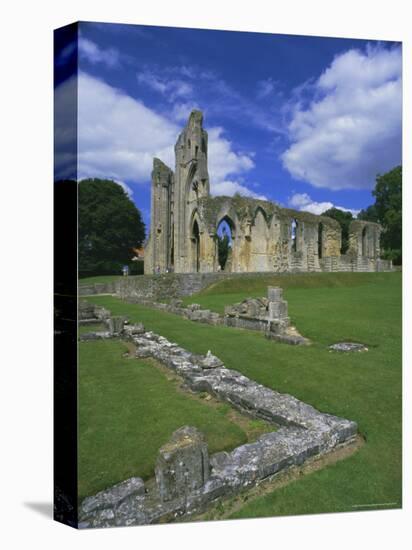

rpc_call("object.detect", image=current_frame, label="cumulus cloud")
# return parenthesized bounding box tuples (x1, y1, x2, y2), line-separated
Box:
(282, 46, 402, 190)
(207, 127, 255, 183)
(54, 72, 257, 197)
(211, 180, 267, 200)
(54, 74, 77, 180)
(113, 180, 134, 197)
(171, 102, 201, 123)
(288, 193, 359, 216)
(77, 72, 177, 182)
(79, 37, 120, 67)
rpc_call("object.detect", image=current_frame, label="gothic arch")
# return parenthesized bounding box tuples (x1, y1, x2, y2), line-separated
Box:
(216, 214, 236, 237)
(185, 163, 198, 202)
(252, 206, 270, 227)
(189, 209, 202, 272)
(361, 226, 368, 257)
(318, 222, 324, 259)
(214, 202, 238, 232)
(291, 218, 299, 252)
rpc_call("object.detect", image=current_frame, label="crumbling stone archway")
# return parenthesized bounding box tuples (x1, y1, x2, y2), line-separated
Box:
(250, 207, 270, 271)
(145, 110, 390, 275)
(361, 226, 368, 257)
(318, 222, 324, 259)
(191, 220, 200, 272)
(189, 210, 203, 273)
(216, 215, 235, 271)
(291, 218, 298, 252)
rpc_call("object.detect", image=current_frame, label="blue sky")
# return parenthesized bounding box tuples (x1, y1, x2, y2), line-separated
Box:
(55, 22, 402, 229)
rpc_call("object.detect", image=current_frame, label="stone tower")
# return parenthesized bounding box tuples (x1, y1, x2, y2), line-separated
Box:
(145, 158, 174, 272)
(173, 110, 210, 272)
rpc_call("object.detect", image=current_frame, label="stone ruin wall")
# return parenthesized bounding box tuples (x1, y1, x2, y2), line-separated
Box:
(143, 110, 391, 276)
(78, 309, 358, 528)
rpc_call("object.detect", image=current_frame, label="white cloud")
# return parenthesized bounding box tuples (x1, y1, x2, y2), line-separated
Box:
(54, 72, 257, 199)
(54, 75, 77, 179)
(288, 193, 359, 216)
(77, 72, 177, 182)
(171, 102, 201, 123)
(137, 70, 193, 101)
(208, 127, 255, 183)
(79, 37, 120, 67)
(211, 180, 267, 200)
(282, 46, 402, 190)
(256, 78, 278, 99)
(135, 64, 284, 134)
(114, 180, 134, 197)
(56, 42, 76, 66)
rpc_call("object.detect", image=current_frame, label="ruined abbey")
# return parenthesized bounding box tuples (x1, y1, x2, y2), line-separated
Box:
(145, 110, 391, 274)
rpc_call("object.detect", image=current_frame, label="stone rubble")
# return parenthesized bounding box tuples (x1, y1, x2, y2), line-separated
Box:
(224, 287, 309, 345)
(127, 287, 307, 346)
(329, 342, 369, 352)
(79, 322, 358, 528)
(78, 302, 135, 340)
(129, 297, 223, 326)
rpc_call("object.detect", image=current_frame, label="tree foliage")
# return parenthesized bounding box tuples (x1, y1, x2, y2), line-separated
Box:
(78, 178, 145, 276)
(321, 207, 354, 254)
(358, 166, 402, 264)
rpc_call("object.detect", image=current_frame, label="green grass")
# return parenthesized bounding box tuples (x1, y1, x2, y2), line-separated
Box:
(181, 271, 400, 314)
(79, 339, 247, 501)
(78, 323, 105, 335)
(79, 275, 123, 285)
(85, 271, 402, 517)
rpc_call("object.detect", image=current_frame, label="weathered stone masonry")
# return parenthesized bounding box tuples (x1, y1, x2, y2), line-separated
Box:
(145, 110, 392, 275)
(79, 311, 358, 528)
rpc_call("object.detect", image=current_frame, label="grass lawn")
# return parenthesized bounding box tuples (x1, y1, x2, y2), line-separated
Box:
(79, 275, 123, 285)
(79, 339, 248, 501)
(85, 271, 402, 518)
(78, 323, 105, 335)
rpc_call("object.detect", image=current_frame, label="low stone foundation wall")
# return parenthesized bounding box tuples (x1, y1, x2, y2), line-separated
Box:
(79, 272, 279, 298)
(129, 298, 223, 325)
(79, 323, 357, 528)
(79, 259, 394, 300)
(128, 288, 308, 345)
(320, 255, 393, 272)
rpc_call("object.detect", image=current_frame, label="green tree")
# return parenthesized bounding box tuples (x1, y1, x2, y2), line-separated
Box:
(358, 166, 402, 264)
(357, 203, 378, 222)
(78, 178, 145, 276)
(321, 207, 354, 254)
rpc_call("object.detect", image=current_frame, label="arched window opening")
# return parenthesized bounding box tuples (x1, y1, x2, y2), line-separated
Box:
(362, 226, 367, 257)
(192, 220, 200, 272)
(216, 218, 234, 271)
(318, 222, 323, 259)
(291, 219, 298, 252)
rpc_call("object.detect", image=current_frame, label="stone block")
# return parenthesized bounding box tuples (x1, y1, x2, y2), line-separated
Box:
(268, 300, 288, 320)
(80, 477, 145, 516)
(200, 350, 223, 369)
(123, 322, 145, 336)
(155, 426, 210, 502)
(106, 316, 127, 335)
(267, 286, 283, 302)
